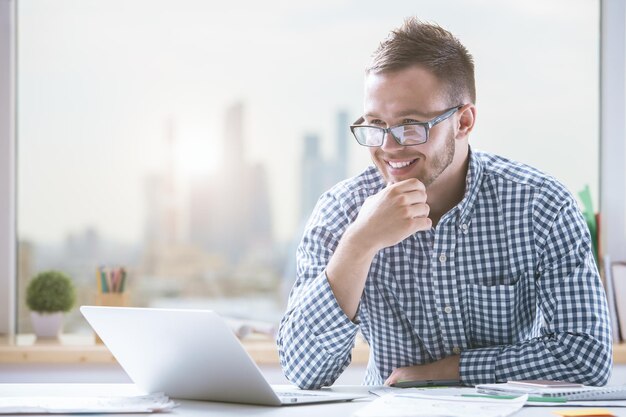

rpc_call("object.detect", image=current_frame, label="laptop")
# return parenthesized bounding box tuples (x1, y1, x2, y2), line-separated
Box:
(80, 306, 365, 406)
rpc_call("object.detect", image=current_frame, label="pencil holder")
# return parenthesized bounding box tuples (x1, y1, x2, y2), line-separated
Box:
(95, 292, 130, 308)
(93, 292, 130, 344)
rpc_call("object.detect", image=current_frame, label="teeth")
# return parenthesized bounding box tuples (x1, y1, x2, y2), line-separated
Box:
(388, 160, 414, 169)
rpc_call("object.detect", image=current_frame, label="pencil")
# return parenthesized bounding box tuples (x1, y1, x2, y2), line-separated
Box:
(96, 267, 102, 294)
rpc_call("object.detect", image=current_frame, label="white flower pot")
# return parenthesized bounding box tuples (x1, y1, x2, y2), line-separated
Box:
(30, 311, 64, 338)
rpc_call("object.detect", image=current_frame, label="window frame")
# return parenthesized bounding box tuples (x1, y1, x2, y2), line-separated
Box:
(0, 0, 16, 336)
(0, 0, 624, 336)
(600, 0, 626, 261)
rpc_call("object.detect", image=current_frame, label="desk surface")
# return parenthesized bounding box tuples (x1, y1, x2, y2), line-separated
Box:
(3, 383, 626, 417)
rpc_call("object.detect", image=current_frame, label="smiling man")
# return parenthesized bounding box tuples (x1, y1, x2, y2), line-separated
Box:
(277, 18, 611, 389)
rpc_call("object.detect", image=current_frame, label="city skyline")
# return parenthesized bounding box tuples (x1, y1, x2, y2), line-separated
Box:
(16, 101, 352, 332)
(17, 0, 600, 248)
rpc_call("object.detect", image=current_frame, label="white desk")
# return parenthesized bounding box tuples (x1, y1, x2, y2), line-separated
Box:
(3, 383, 626, 416)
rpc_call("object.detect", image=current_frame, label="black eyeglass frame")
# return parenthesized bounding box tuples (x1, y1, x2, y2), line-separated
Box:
(350, 104, 465, 147)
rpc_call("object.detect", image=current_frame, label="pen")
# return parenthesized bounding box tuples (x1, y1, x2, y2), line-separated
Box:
(462, 394, 567, 403)
(120, 268, 126, 293)
(391, 379, 461, 388)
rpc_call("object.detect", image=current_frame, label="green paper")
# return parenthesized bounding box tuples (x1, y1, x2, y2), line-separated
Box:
(578, 185, 598, 266)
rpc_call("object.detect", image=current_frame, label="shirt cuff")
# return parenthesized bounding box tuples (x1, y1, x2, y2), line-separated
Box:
(296, 271, 360, 356)
(459, 346, 501, 385)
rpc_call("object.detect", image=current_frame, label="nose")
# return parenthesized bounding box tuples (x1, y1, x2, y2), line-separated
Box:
(380, 130, 402, 152)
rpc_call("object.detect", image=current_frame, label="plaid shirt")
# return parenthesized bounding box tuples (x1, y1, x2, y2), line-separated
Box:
(278, 149, 612, 389)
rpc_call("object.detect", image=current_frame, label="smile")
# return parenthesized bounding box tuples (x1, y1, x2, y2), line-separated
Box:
(387, 159, 417, 169)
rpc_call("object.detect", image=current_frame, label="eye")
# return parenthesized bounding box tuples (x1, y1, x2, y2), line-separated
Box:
(369, 119, 385, 126)
(402, 119, 419, 124)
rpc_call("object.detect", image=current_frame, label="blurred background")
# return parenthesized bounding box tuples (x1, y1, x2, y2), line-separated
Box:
(16, 0, 599, 333)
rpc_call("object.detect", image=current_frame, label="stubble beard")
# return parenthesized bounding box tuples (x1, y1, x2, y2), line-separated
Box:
(419, 131, 456, 188)
(373, 130, 456, 186)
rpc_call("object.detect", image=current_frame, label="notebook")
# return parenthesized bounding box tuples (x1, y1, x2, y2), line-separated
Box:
(476, 382, 626, 401)
(80, 306, 366, 406)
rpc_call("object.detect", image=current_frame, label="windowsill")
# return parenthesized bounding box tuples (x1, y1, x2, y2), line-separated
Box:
(0, 333, 371, 365)
(10, 335, 624, 366)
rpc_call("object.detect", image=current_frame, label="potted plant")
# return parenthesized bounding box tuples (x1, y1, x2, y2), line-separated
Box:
(26, 270, 76, 338)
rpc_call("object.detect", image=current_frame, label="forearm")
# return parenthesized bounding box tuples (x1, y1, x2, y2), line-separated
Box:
(460, 331, 612, 386)
(461, 258, 612, 385)
(326, 225, 378, 321)
(458, 192, 610, 386)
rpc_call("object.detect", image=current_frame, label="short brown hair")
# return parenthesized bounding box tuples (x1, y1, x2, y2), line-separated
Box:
(367, 17, 476, 105)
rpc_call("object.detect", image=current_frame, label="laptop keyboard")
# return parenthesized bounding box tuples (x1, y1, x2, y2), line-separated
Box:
(278, 392, 325, 397)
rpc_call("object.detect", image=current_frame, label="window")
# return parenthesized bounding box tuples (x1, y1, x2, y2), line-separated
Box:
(12, 0, 601, 333)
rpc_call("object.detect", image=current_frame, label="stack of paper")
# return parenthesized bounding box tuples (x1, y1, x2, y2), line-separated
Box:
(0, 392, 176, 414)
(354, 392, 527, 417)
(476, 383, 626, 401)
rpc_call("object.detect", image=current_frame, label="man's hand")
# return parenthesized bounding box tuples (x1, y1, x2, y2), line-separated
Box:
(351, 178, 431, 253)
(384, 355, 460, 386)
(326, 179, 432, 320)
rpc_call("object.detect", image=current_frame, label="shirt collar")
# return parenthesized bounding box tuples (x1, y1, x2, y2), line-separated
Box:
(455, 146, 483, 226)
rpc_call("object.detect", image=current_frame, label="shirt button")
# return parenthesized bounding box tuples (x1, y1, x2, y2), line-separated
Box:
(444, 306, 453, 314)
(452, 346, 461, 354)
(461, 224, 469, 234)
(439, 254, 447, 263)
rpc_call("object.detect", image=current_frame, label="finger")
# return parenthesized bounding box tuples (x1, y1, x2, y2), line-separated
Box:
(409, 216, 432, 232)
(390, 178, 425, 192)
(408, 203, 430, 218)
(385, 184, 427, 205)
(399, 189, 428, 206)
(384, 375, 396, 386)
(395, 203, 429, 221)
(384, 189, 427, 210)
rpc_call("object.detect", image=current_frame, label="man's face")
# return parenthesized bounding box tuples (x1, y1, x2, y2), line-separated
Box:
(363, 65, 458, 186)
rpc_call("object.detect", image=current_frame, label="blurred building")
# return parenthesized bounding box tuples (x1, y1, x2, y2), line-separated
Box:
(188, 102, 273, 263)
(287, 109, 353, 301)
(140, 119, 222, 301)
(299, 110, 352, 223)
(139, 103, 276, 304)
(300, 133, 330, 222)
(144, 119, 181, 247)
(335, 110, 349, 181)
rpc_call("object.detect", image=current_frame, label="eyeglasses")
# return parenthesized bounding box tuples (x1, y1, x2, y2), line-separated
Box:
(350, 105, 464, 147)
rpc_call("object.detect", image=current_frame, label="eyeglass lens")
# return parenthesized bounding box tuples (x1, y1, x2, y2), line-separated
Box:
(353, 124, 427, 146)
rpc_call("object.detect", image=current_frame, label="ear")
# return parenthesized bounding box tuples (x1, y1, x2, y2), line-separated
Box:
(456, 104, 476, 140)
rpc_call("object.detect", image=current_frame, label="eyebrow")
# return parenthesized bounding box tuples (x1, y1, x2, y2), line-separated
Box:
(364, 110, 431, 121)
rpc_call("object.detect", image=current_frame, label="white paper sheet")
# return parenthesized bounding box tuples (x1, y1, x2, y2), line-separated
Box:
(353, 392, 527, 417)
(368, 386, 626, 408)
(369, 386, 477, 397)
(0, 392, 177, 414)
